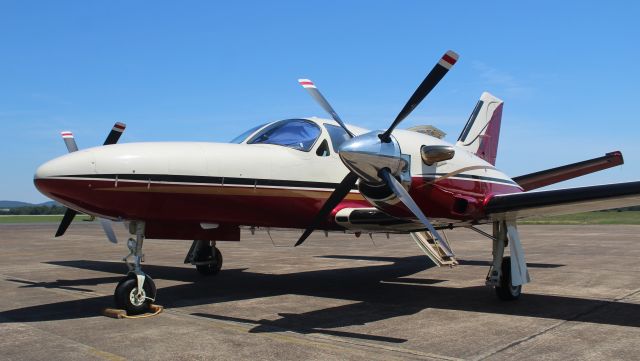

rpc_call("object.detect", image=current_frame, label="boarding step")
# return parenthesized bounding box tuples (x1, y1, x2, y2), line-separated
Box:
(410, 231, 458, 267)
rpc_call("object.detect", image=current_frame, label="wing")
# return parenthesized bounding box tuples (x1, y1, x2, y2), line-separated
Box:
(484, 181, 640, 220)
(513, 151, 624, 191)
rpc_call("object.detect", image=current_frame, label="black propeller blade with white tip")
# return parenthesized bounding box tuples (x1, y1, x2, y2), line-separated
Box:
(379, 50, 458, 142)
(379, 168, 454, 257)
(54, 122, 126, 240)
(55, 208, 78, 237)
(298, 79, 355, 138)
(294, 172, 359, 247)
(103, 122, 126, 145)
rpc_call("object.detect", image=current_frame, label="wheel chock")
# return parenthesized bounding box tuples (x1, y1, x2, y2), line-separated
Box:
(102, 304, 163, 319)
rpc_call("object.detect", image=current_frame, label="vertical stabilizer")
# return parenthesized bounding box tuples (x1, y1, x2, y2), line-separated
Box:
(456, 92, 504, 165)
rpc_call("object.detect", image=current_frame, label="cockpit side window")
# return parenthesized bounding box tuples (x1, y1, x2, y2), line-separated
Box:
(247, 119, 321, 152)
(323, 124, 351, 152)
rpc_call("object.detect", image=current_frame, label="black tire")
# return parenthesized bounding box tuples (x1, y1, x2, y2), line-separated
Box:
(196, 247, 223, 276)
(114, 275, 156, 315)
(495, 256, 522, 301)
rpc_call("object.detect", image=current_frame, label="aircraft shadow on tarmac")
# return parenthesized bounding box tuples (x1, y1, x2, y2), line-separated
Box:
(2, 255, 639, 344)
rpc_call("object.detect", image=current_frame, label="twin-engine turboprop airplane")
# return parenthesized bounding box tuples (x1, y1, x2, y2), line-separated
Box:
(34, 50, 640, 314)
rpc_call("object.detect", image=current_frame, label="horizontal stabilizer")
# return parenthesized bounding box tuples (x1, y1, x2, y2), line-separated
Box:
(513, 151, 624, 191)
(485, 180, 640, 220)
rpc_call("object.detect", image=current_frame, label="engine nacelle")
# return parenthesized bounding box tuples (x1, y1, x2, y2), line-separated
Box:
(335, 207, 422, 232)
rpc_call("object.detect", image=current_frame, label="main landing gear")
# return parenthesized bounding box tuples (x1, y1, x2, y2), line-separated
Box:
(114, 221, 157, 314)
(485, 220, 529, 301)
(184, 240, 223, 276)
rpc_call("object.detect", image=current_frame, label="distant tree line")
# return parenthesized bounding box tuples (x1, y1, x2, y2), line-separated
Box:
(0, 205, 68, 215)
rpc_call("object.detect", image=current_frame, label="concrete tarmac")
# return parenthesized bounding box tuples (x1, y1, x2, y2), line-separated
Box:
(1, 223, 639, 360)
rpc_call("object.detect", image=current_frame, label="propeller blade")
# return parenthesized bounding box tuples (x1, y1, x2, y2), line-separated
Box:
(55, 123, 126, 239)
(103, 122, 126, 145)
(99, 218, 118, 244)
(379, 168, 454, 257)
(379, 50, 458, 142)
(61, 131, 79, 153)
(295, 172, 359, 246)
(298, 79, 355, 138)
(55, 208, 78, 237)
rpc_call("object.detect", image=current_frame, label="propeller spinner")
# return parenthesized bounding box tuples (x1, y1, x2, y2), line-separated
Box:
(295, 50, 459, 250)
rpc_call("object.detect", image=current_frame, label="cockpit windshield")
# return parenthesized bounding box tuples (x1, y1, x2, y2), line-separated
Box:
(247, 119, 321, 151)
(230, 123, 266, 144)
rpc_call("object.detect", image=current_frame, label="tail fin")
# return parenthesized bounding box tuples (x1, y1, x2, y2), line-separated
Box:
(456, 92, 503, 165)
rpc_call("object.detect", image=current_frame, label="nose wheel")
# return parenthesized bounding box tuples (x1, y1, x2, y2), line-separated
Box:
(114, 274, 157, 314)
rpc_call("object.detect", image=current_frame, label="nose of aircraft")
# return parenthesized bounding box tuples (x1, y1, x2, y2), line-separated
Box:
(34, 149, 96, 197)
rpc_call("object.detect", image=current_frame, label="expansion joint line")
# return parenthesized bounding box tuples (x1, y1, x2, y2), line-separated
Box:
(473, 287, 640, 360)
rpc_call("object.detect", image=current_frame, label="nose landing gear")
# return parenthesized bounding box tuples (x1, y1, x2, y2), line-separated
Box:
(114, 221, 157, 314)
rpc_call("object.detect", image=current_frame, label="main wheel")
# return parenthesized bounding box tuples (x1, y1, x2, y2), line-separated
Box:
(114, 275, 157, 314)
(196, 247, 223, 276)
(495, 256, 521, 301)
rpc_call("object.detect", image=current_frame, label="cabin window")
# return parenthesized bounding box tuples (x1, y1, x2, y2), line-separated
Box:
(323, 124, 351, 152)
(247, 119, 321, 152)
(316, 139, 330, 157)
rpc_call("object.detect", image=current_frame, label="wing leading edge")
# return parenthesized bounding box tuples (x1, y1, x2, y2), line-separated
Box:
(484, 181, 640, 220)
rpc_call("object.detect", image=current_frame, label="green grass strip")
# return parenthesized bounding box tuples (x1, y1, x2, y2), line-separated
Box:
(0, 215, 93, 223)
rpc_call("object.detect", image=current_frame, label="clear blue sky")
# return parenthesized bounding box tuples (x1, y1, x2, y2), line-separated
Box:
(1, 1, 638, 203)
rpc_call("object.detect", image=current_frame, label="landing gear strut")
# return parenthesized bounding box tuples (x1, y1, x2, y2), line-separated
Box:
(184, 240, 223, 276)
(114, 221, 156, 314)
(486, 221, 521, 300)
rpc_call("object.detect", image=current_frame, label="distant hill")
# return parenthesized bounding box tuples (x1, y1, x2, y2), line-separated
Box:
(0, 200, 58, 208)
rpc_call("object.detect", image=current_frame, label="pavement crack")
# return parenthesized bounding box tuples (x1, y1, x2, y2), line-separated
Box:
(473, 287, 640, 360)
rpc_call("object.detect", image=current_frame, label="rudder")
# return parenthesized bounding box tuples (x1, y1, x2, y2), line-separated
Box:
(456, 92, 504, 165)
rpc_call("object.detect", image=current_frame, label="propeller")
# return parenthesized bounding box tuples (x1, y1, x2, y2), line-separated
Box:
(54, 122, 127, 241)
(298, 79, 355, 138)
(379, 50, 458, 142)
(100, 218, 119, 244)
(295, 51, 458, 249)
(379, 168, 454, 256)
(294, 172, 359, 246)
(55, 208, 78, 237)
(103, 122, 126, 145)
